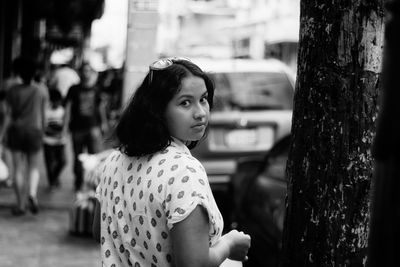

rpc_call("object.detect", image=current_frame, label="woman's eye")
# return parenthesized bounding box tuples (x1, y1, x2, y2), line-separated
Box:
(180, 100, 190, 106)
(200, 97, 208, 104)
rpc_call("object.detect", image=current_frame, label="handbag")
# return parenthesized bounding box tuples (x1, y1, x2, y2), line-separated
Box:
(69, 191, 97, 236)
(0, 157, 9, 182)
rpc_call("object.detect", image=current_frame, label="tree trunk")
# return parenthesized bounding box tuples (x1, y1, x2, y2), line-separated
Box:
(281, 1, 384, 266)
(368, 1, 400, 266)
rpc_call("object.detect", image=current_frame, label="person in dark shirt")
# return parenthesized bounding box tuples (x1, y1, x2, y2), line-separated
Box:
(64, 62, 108, 192)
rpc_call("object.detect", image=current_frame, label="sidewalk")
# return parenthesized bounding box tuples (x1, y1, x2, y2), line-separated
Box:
(0, 145, 100, 267)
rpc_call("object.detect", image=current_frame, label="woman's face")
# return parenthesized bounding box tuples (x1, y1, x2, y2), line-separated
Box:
(165, 76, 210, 143)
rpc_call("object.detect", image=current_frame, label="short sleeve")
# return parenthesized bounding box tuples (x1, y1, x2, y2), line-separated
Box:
(163, 158, 215, 231)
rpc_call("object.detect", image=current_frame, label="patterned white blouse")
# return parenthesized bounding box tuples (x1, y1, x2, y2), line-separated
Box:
(96, 139, 224, 267)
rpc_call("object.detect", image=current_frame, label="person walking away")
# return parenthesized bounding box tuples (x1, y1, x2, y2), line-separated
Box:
(64, 62, 108, 192)
(92, 57, 251, 267)
(5, 57, 48, 215)
(43, 89, 67, 190)
(0, 57, 23, 187)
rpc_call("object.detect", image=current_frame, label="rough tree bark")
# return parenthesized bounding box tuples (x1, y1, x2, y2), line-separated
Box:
(367, 1, 400, 266)
(281, 1, 384, 266)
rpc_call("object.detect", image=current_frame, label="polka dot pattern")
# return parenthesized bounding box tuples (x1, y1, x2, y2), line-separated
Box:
(96, 139, 223, 267)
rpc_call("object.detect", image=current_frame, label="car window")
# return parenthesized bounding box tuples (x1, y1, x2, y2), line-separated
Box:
(210, 72, 294, 111)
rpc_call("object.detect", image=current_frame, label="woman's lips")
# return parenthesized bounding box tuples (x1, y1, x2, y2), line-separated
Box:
(192, 123, 206, 131)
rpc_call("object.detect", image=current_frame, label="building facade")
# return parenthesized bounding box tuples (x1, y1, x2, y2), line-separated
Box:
(0, 0, 104, 84)
(157, 0, 299, 71)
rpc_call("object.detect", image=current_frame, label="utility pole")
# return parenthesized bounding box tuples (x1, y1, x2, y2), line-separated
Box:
(123, 0, 159, 103)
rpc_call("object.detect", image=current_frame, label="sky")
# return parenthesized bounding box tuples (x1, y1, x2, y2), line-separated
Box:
(90, 0, 129, 68)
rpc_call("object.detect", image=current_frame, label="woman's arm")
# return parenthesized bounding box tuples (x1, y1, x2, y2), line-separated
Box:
(62, 101, 71, 137)
(171, 205, 251, 267)
(41, 90, 48, 131)
(0, 103, 10, 142)
(98, 93, 109, 134)
(92, 198, 101, 243)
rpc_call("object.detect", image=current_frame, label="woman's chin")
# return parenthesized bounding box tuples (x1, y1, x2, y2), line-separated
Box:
(187, 134, 204, 142)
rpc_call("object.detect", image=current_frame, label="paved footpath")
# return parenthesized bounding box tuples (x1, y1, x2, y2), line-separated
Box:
(0, 145, 100, 267)
(0, 207, 99, 267)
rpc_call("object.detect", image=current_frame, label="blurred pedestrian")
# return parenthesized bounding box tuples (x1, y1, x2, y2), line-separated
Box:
(98, 68, 123, 139)
(0, 57, 23, 187)
(5, 57, 48, 215)
(92, 57, 251, 266)
(43, 88, 67, 190)
(64, 62, 108, 192)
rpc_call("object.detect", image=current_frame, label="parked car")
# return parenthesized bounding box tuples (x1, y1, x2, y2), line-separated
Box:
(230, 134, 291, 267)
(190, 58, 295, 224)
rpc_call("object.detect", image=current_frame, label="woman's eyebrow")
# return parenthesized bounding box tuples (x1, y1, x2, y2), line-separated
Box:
(176, 89, 208, 100)
(176, 94, 194, 99)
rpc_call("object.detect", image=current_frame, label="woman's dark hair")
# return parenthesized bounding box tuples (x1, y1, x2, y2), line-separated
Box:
(11, 57, 23, 76)
(49, 88, 63, 103)
(18, 57, 37, 84)
(114, 59, 214, 157)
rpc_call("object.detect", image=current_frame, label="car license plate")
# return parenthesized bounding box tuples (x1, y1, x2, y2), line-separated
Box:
(225, 129, 257, 147)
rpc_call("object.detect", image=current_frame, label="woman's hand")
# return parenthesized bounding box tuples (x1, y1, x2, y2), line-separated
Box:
(220, 230, 251, 262)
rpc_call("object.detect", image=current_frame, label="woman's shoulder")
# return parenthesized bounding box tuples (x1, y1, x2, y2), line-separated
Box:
(99, 150, 134, 179)
(152, 141, 196, 162)
(104, 149, 126, 164)
(154, 142, 206, 176)
(5, 83, 23, 96)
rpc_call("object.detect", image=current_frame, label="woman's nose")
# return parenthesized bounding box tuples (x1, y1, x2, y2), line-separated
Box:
(194, 103, 207, 119)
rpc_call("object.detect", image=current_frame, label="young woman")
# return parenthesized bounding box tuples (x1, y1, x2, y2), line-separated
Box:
(5, 57, 48, 215)
(93, 58, 251, 267)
